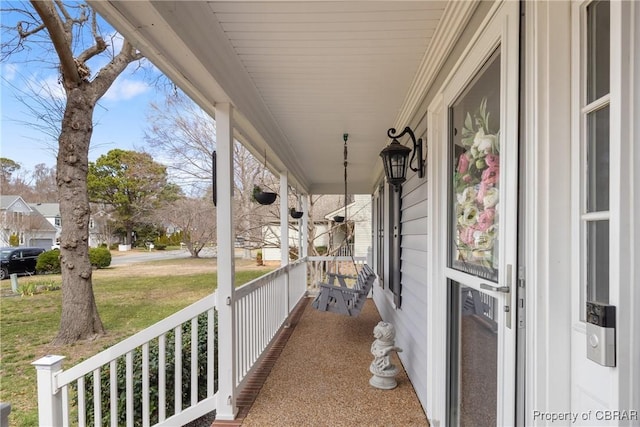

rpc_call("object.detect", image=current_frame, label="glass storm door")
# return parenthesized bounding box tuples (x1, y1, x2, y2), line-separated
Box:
(444, 4, 519, 425)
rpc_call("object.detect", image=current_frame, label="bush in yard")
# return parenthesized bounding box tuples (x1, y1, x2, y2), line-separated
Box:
(36, 250, 61, 274)
(84, 311, 217, 426)
(89, 247, 112, 269)
(9, 234, 19, 247)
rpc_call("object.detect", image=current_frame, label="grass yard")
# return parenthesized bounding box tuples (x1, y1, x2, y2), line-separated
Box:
(0, 256, 273, 426)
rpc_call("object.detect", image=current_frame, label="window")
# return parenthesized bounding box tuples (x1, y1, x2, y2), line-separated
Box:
(389, 185, 401, 307)
(374, 182, 402, 307)
(375, 184, 385, 288)
(582, 0, 610, 306)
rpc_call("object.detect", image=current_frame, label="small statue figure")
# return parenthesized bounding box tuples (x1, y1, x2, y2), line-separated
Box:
(369, 321, 403, 389)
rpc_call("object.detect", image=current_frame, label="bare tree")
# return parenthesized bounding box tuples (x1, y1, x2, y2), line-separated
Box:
(2, 1, 143, 344)
(145, 91, 279, 246)
(156, 197, 216, 258)
(32, 163, 57, 202)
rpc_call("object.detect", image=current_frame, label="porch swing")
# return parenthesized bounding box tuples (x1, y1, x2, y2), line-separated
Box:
(311, 134, 375, 317)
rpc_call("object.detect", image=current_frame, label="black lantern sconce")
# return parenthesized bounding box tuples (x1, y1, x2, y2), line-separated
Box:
(379, 126, 426, 189)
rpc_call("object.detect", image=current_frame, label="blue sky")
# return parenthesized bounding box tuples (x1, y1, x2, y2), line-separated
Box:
(1, 4, 163, 174)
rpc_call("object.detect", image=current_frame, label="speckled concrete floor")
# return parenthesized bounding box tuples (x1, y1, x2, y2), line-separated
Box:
(239, 298, 429, 427)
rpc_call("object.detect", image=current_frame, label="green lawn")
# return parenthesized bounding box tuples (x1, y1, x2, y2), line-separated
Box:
(0, 258, 272, 426)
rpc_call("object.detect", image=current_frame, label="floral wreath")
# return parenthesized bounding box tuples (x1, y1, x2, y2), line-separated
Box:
(453, 97, 500, 270)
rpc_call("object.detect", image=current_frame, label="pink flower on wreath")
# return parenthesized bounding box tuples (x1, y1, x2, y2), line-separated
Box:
(477, 181, 488, 204)
(460, 227, 476, 245)
(477, 208, 496, 231)
(458, 153, 470, 174)
(462, 174, 472, 183)
(485, 153, 499, 168)
(481, 165, 499, 185)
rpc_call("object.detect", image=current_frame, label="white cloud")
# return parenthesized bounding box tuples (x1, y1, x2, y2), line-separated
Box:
(103, 78, 151, 102)
(2, 64, 18, 81)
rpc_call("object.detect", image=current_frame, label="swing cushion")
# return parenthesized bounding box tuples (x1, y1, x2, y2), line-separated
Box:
(312, 264, 375, 317)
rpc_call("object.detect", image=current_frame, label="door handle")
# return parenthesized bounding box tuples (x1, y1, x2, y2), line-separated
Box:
(480, 283, 510, 293)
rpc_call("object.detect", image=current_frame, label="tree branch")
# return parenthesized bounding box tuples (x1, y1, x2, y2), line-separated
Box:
(76, 7, 106, 63)
(30, 0, 80, 85)
(90, 39, 142, 101)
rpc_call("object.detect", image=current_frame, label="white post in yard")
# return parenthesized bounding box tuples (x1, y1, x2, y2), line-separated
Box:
(280, 172, 289, 267)
(302, 195, 309, 258)
(215, 103, 237, 420)
(32, 355, 65, 426)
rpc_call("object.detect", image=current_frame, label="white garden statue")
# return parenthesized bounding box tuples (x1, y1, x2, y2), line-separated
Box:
(369, 321, 403, 389)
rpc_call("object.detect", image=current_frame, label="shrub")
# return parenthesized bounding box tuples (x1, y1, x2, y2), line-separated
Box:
(89, 247, 112, 269)
(36, 250, 61, 274)
(84, 311, 217, 426)
(154, 243, 167, 250)
(17, 282, 37, 297)
(9, 234, 19, 247)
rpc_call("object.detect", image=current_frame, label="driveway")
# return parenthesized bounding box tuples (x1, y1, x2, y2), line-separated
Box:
(110, 247, 216, 266)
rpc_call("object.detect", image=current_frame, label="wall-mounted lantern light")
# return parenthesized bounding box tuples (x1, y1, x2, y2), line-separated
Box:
(379, 126, 426, 189)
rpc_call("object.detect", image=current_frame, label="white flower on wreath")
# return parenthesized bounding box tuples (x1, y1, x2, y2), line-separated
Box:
(457, 186, 477, 205)
(471, 128, 497, 156)
(459, 205, 479, 227)
(483, 187, 499, 209)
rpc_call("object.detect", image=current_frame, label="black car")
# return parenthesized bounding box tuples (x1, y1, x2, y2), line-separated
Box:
(0, 247, 46, 280)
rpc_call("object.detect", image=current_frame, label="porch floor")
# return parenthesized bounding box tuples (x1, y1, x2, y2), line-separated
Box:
(214, 297, 429, 426)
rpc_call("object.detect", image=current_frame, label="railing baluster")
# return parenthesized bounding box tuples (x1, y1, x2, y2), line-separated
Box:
(191, 317, 198, 405)
(77, 376, 86, 427)
(174, 325, 182, 414)
(158, 334, 166, 422)
(207, 309, 214, 396)
(109, 360, 117, 427)
(142, 343, 150, 427)
(93, 368, 101, 427)
(125, 352, 133, 427)
(62, 384, 69, 425)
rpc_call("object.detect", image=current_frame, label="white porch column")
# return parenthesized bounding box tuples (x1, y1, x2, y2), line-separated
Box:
(280, 172, 289, 266)
(215, 103, 237, 420)
(32, 355, 65, 426)
(302, 195, 309, 257)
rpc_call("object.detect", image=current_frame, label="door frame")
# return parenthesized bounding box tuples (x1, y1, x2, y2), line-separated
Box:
(426, 1, 521, 425)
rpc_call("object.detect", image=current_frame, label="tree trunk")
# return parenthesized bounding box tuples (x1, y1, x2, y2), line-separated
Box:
(53, 85, 105, 345)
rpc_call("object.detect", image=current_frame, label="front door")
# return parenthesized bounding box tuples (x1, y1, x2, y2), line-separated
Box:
(441, 3, 520, 425)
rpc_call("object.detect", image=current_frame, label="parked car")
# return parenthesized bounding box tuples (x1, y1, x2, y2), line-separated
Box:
(0, 247, 46, 280)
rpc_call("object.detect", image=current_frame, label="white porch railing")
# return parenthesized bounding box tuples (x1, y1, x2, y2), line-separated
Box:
(33, 259, 308, 427)
(233, 260, 307, 391)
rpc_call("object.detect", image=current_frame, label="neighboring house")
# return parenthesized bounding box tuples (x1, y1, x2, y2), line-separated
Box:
(29, 202, 104, 248)
(0, 196, 56, 249)
(323, 194, 371, 258)
(29, 203, 62, 245)
(262, 194, 371, 261)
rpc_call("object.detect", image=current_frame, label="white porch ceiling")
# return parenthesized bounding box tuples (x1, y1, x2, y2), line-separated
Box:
(90, 1, 452, 194)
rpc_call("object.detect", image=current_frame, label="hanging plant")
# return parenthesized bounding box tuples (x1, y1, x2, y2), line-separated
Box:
(290, 207, 303, 219)
(253, 185, 277, 205)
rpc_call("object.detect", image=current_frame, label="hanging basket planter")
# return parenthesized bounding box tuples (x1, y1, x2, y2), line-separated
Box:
(333, 215, 345, 223)
(253, 186, 277, 205)
(290, 208, 303, 219)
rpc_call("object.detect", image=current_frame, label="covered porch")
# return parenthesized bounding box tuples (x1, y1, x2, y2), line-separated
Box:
(213, 298, 427, 427)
